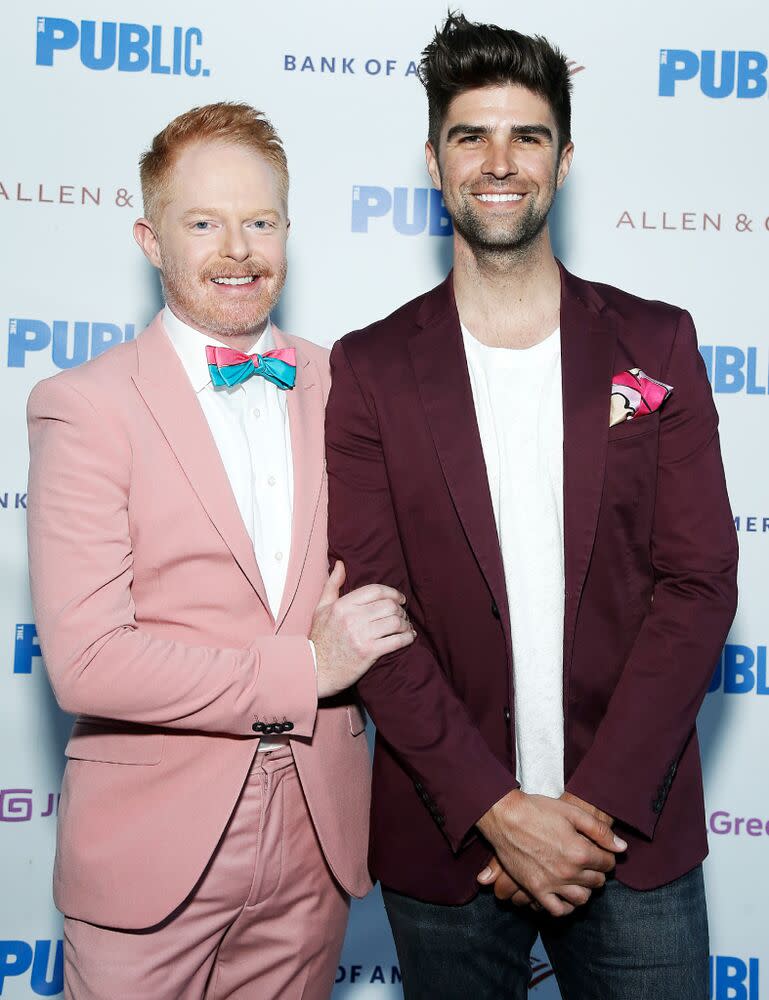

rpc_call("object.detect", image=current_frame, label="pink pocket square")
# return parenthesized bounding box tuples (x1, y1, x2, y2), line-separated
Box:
(610, 368, 673, 427)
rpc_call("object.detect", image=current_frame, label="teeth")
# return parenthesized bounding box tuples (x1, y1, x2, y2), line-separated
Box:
(476, 193, 524, 203)
(212, 276, 255, 285)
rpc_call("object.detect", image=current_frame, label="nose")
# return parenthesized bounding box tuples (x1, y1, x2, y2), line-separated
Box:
(219, 224, 249, 262)
(481, 137, 519, 180)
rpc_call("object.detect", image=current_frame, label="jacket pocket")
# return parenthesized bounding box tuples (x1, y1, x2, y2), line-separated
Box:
(65, 718, 164, 765)
(607, 411, 660, 443)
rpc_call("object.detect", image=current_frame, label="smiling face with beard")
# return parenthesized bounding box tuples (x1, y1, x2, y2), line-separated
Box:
(426, 84, 573, 263)
(134, 141, 288, 343)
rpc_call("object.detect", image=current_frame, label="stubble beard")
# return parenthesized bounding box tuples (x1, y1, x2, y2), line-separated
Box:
(160, 254, 288, 338)
(449, 171, 559, 266)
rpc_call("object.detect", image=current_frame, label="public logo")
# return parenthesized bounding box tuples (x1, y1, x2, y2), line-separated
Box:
(710, 955, 760, 1000)
(708, 644, 768, 695)
(699, 345, 768, 395)
(0, 789, 59, 822)
(14, 624, 42, 675)
(8, 318, 136, 369)
(709, 811, 768, 838)
(35, 17, 210, 76)
(352, 186, 453, 236)
(659, 49, 767, 98)
(0, 940, 63, 996)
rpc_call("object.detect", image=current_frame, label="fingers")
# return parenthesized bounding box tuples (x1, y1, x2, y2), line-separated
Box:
(539, 893, 575, 918)
(556, 884, 592, 908)
(364, 598, 408, 623)
(578, 868, 607, 891)
(568, 836, 616, 877)
(317, 560, 346, 608)
(493, 872, 525, 901)
(570, 807, 627, 854)
(347, 583, 407, 606)
(369, 614, 412, 640)
(477, 857, 503, 884)
(374, 630, 415, 656)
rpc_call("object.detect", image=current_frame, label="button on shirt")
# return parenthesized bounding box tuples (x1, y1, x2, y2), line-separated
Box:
(163, 306, 296, 750)
(462, 324, 565, 798)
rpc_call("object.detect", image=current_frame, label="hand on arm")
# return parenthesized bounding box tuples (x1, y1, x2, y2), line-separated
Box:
(311, 560, 415, 698)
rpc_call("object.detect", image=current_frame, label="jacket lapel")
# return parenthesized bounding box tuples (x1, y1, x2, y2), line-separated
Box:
(408, 276, 511, 646)
(273, 327, 325, 630)
(131, 316, 272, 617)
(559, 264, 617, 698)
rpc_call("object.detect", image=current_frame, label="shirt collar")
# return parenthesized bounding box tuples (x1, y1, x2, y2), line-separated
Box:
(162, 305, 275, 393)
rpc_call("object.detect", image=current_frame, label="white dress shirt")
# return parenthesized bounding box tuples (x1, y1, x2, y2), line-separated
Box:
(462, 324, 566, 797)
(163, 305, 301, 750)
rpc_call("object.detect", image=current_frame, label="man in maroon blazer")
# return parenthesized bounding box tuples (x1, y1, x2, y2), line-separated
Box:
(325, 13, 737, 1000)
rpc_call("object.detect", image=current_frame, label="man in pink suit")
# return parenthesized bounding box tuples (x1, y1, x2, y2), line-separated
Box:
(325, 14, 738, 1000)
(26, 102, 414, 1000)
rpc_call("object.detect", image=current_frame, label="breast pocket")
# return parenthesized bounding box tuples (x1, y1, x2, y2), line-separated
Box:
(65, 718, 164, 765)
(607, 411, 660, 444)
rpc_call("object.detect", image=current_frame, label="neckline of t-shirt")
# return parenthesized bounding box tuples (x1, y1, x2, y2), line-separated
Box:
(461, 323, 561, 367)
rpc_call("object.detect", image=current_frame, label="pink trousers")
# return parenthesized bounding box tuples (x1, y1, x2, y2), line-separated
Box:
(64, 746, 349, 999)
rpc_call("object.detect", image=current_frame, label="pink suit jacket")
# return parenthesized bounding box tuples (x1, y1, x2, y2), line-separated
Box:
(27, 314, 372, 929)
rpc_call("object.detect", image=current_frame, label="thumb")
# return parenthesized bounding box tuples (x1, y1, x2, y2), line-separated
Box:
(318, 560, 346, 608)
(572, 808, 627, 853)
(477, 856, 503, 884)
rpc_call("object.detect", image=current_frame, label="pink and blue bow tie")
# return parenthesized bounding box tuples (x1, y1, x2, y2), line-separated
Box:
(205, 344, 297, 390)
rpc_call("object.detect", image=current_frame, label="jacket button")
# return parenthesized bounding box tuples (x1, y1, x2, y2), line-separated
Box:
(252, 722, 265, 733)
(503, 706, 511, 724)
(491, 602, 500, 620)
(283, 721, 294, 732)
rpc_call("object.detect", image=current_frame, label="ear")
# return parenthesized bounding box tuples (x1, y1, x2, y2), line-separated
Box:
(556, 141, 574, 190)
(425, 140, 442, 190)
(133, 218, 162, 269)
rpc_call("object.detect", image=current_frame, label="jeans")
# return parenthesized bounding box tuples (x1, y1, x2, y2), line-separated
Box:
(382, 866, 709, 999)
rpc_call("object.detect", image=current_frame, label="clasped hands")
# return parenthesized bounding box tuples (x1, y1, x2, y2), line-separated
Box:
(476, 790, 627, 918)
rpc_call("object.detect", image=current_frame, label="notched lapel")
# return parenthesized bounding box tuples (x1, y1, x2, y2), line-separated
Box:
(408, 280, 510, 643)
(131, 320, 272, 616)
(560, 268, 617, 678)
(273, 331, 325, 630)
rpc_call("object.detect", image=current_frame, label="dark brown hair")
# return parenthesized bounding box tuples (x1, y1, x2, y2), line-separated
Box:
(420, 12, 572, 151)
(139, 102, 288, 222)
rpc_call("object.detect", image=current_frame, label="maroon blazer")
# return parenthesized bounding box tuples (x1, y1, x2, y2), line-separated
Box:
(325, 263, 737, 904)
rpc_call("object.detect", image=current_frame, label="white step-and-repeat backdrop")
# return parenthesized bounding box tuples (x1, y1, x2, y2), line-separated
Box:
(1, 2, 766, 997)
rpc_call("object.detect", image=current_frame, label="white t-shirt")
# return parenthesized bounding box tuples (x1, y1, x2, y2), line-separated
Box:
(462, 324, 565, 797)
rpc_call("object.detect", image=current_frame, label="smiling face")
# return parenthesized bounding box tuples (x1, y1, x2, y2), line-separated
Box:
(134, 140, 288, 339)
(426, 84, 573, 257)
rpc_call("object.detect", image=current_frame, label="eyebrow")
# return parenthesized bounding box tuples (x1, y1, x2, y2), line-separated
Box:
(181, 207, 282, 221)
(445, 123, 554, 143)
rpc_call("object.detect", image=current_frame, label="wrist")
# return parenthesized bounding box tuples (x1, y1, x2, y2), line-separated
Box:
(477, 787, 523, 838)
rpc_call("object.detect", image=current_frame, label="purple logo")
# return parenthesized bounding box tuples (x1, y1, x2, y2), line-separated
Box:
(709, 811, 768, 838)
(0, 789, 59, 822)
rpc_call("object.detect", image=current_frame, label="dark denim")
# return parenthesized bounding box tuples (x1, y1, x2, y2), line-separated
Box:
(383, 866, 709, 999)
